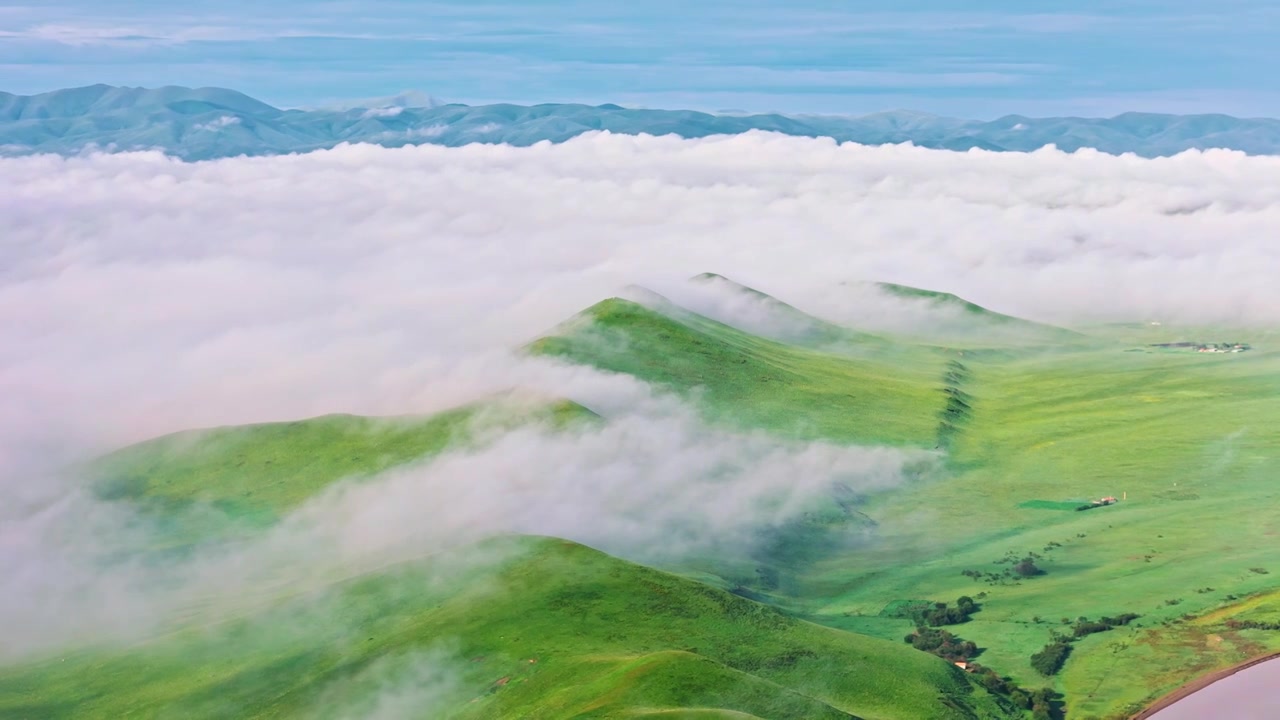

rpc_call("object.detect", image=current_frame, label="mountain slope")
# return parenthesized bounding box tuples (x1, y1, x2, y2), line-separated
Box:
(680, 273, 893, 351)
(863, 282, 1088, 347)
(6, 85, 1280, 159)
(0, 536, 1017, 719)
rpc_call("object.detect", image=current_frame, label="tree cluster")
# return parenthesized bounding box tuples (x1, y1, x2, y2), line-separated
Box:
(961, 555, 1045, 586)
(920, 596, 978, 626)
(1071, 613, 1140, 638)
(964, 663, 1060, 719)
(903, 627, 977, 662)
(1030, 613, 1141, 677)
(1030, 641, 1071, 677)
(935, 360, 972, 449)
(1013, 557, 1044, 577)
(888, 596, 980, 627)
(1225, 618, 1280, 630)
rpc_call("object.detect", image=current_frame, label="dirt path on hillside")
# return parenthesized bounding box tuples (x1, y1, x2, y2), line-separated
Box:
(1130, 651, 1280, 719)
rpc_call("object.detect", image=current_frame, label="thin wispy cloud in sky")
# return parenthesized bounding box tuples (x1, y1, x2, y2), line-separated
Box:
(3, 2, 1280, 116)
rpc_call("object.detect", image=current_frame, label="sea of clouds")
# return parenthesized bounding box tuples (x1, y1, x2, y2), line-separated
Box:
(3, 132, 1280, 664)
(6, 133, 1279, 454)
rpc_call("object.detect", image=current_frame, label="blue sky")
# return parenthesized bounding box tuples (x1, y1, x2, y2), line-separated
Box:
(2, 0, 1279, 118)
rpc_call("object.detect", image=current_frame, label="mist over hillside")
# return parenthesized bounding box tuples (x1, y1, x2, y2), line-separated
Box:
(7, 84, 1280, 159)
(5, 128, 1280, 718)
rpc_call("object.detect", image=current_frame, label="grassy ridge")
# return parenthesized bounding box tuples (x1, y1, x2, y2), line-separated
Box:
(0, 537, 1015, 720)
(875, 283, 1026, 322)
(873, 283, 1084, 342)
(527, 298, 945, 447)
(89, 397, 595, 545)
(856, 283, 1090, 350)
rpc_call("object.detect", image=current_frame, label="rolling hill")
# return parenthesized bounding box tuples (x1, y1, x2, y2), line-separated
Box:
(523, 280, 1280, 718)
(0, 538, 1015, 719)
(7, 278, 1280, 719)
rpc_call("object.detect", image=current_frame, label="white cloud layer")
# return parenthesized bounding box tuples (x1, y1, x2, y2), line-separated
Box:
(3, 133, 1280, 660)
(1, 392, 925, 659)
(3, 133, 1278, 451)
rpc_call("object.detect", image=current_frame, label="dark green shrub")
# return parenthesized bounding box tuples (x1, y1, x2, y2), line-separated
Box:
(1030, 641, 1071, 676)
(1014, 557, 1044, 577)
(904, 626, 977, 662)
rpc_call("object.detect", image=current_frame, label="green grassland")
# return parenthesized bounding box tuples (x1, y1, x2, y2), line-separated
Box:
(526, 280, 1280, 719)
(8, 277, 1279, 719)
(0, 536, 1015, 720)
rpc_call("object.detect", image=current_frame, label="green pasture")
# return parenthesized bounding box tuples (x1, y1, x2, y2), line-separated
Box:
(8, 277, 1279, 719)
(528, 279, 1280, 718)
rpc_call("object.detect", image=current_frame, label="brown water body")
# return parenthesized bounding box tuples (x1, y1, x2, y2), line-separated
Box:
(1138, 654, 1280, 720)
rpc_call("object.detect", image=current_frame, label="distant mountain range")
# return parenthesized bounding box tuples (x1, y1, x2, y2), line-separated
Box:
(5, 84, 1280, 160)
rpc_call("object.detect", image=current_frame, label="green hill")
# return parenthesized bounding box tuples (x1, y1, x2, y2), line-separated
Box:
(12, 278, 1280, 719)
(0, 537, 1016, 720)
(525, 286, 1280, 718)
(88, 395, 597, 545)
(526, 297, 946, 447)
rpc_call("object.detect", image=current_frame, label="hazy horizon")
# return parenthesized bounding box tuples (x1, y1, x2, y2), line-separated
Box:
(9, 81, 1280, 122)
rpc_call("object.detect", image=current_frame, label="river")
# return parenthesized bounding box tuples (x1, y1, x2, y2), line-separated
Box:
(1146, 656, 1280, 719)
